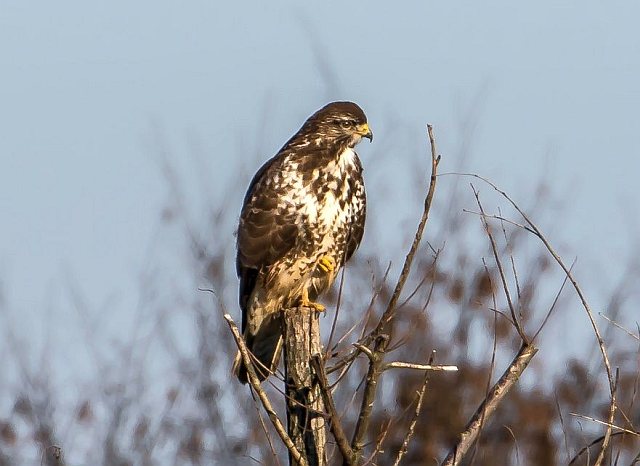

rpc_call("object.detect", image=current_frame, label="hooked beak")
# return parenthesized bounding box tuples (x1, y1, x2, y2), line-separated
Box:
(357, 123, 373, 142)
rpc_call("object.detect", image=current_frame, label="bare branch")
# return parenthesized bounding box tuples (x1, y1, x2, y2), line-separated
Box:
(487, 306, 515, 326)
(462, 209, 536, 235)
(555, 393, 572, 463)
(568, 432, 630, 465)
(352, 343, 376, 362)
(383, 361, 458, 372)
(503, 426, 521, 465)
(365, 417, 392, 465)
(250, 390, 282, 465)
(600, 312, 640, 341)
(569, 413, 640, 437)
(325, 265, 348, 362)
(350, 124, 441, 464)
(498, 207, 522, 310)
(532, 259, 574, 342)
(441, 344, 538, 466)
(326, 263, 392, 374)
(453, 172, 617, 465)
(471, 185, 528, 343)
(350, 335, 386, 461)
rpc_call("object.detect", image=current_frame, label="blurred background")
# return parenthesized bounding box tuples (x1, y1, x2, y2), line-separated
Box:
(1, 1, 639, 464)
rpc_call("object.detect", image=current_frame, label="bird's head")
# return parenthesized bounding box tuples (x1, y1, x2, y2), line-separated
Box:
(302, 101, 373, 148)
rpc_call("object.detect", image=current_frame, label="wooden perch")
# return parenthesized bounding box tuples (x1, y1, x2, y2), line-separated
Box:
(282, 307, 327, 466)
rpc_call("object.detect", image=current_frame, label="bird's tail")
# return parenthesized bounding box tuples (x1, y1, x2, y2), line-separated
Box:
(232, 314, 283, 384)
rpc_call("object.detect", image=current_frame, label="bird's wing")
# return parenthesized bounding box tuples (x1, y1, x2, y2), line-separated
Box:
(236, 155, 299, 326)
(344, 159, 366, 264)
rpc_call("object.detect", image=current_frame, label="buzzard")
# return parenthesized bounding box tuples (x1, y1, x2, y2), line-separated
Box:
(233, 101, 372, 383)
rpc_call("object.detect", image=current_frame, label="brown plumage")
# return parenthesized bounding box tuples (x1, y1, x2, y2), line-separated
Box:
(233, 101, 371, 383)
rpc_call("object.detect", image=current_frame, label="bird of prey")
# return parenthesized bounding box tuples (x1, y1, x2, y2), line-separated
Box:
(232, 101, 372, 383)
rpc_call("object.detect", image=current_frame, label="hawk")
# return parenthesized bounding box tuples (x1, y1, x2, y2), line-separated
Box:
(233, 101, 372, 383)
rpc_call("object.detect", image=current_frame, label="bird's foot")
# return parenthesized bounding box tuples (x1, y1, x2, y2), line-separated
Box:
(299, 289, 326, 313)
(299, 296, 326, 312)
(317, 255, 336, 274)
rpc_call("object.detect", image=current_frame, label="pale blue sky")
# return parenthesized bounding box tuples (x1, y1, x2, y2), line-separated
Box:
(1, 0, 639, 385)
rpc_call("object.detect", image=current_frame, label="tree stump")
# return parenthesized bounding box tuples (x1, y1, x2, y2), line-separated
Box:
(282, 307, 327, 466)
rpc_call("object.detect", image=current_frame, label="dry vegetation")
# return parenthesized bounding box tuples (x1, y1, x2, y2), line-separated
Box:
(0, 122, 639, 466)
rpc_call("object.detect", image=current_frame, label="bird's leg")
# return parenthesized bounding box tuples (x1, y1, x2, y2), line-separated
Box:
(300, 286, 326, 312)
(317, 255, 336, 274)
(317, 254, 337, 287)
(297, 255, 336, 312)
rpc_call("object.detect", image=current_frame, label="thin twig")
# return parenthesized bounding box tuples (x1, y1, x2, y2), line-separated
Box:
(499, 206, 523, 308)
(353, 343, 376, 361)
(503, 425, 521, 466)
(250, 389, 282, 465)
(461, 209, 536, 235)
(365, 417, 392, 465)
(326, 260, 349, 362)
(532, 259, 574, 342)
(421, 248, 441, 312)
(554, 392, 572, 464)
(350, 335, 386, 461)
(568, 432, 629, 465)
(223, 313, 307, 466)
(600, 313, 640, 341)
(383, 361, 458, 372)
(398, 248, 442, 310)
(569, 413, 640, 437)
(392, 352, 436, 466)
(471, 185, 528, 343)
(487, 307, 515, 326)
(326, 262, 393, 374)
(396, 275, 429, 310)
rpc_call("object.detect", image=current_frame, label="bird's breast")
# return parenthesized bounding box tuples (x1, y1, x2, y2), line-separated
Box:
(279, 148, 361, 243)
(313, 149, 360, 239)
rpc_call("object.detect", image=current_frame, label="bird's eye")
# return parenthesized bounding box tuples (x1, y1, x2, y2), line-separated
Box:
(340, 120, 354, 129)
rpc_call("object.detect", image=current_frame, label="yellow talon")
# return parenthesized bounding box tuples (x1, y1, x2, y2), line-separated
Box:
(308, 301, 326, 312)
(300, 288, 326, 312)
(318, 255, 336, 273)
